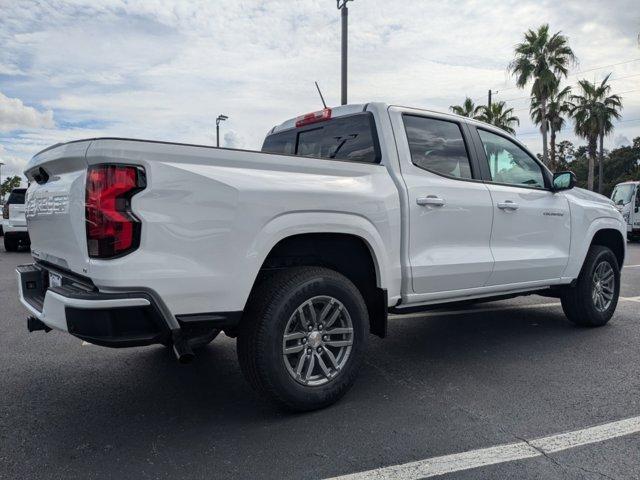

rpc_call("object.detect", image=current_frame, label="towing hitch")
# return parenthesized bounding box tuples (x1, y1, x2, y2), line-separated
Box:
(27, 316, 51, 333)
(172, 332, 195, 364)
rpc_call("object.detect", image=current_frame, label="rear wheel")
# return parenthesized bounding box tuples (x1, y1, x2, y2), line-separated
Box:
(237, 266, 369, 411)
(561, 245, 620, 327)
(4, 236, 18, 252)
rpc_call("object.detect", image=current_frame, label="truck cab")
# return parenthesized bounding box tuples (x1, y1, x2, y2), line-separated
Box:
(611, 181, 640, 241)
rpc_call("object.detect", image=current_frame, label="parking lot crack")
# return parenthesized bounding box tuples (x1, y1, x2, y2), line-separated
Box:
(514, 435, 618, 480)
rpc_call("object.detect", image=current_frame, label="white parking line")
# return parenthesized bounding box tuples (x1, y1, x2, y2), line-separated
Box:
(624, 264, 640, 268)
(325, 416, 640, 480)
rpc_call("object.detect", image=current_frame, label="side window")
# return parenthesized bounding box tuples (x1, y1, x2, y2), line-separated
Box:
(403, 115, 473, 179)
(261, 130, 296, 155)
(477, 129, 545, 189)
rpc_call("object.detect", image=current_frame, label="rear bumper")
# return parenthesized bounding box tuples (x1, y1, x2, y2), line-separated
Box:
(16, 262, 242, 348)
(4, 225, 28, 236)
(17, 263, 171, 347)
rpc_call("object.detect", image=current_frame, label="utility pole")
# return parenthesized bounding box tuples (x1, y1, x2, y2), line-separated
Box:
(488, 89, 492, 109)
(337, 0, 353, 105)
(0, 162, 4, 204)
(216, 115, 228, 147)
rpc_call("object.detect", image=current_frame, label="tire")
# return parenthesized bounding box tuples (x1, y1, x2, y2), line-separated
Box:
(237, 266, 369, 411)
(4, 236, 18, 252)
(561, 245, 620, 327)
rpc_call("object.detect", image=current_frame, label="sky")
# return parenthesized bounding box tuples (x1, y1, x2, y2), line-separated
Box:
(1, 0, 639, 180)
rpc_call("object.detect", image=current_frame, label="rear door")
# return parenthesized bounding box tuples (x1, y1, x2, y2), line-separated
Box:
(470, 126, 570, 285)
(392, 109, 495, 295)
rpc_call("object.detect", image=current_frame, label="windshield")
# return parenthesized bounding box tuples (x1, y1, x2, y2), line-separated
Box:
(611, 184, 635, 205)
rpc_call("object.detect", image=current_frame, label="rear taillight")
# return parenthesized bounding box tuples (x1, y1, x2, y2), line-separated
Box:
(85, 164, 146, 259)
(2, 203, 8, 219)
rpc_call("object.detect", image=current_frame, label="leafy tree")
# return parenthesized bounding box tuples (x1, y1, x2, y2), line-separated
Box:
(509, 24, 576, 165)
(1, 176, 22, 201)
(553, 140, 575, 171)
(476, 101, 520, 134)
(560, 138, 640, 196)
(600, 138, 640, 197)
(450, 97, 482, 118)
(530, 83, 572, 171)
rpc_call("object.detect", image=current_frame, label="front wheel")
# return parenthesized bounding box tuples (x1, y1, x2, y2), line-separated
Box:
(561, 245, 620, 327)
(237, 266, 369, 411)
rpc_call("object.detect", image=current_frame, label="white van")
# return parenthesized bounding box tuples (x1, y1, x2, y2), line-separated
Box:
(611, 181, 640, 241)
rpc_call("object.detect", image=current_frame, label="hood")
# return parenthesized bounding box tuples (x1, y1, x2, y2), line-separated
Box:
(569, 187, 615, 207)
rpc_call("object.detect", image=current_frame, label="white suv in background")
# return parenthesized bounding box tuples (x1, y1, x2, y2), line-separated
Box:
(3, 188, 30, 252)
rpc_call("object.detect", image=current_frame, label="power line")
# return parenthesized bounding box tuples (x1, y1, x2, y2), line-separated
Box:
(608, 72, 640, 82)
(490, 57, 640, 98)
(568, 58, 640, 77)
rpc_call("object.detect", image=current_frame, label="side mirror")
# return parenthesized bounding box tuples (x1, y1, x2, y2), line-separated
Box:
(552, 171, 577, 191)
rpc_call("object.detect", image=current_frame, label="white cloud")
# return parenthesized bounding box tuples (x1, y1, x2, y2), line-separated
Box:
(614, 134, 630, 148)
(223, 130, 245, 149)
(0, 91, 54, 132)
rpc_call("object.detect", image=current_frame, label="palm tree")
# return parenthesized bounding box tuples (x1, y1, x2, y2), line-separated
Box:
(569, 80, 600, 191)
(569, 75, 623, 192)
(530, 83, 572, 170)
(476, 101, 520, 134)
(450, 97, 482, 118)
(509, 24, 576, 165)
(593, 75, 622, 193)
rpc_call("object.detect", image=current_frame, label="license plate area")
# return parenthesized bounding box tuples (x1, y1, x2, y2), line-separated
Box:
(48, 272, 62, 288)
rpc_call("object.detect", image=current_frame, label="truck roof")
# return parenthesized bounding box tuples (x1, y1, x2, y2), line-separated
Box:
(269, 103, 369, 134)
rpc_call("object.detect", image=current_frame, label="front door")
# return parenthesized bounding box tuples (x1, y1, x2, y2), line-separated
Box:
(473, 127, 571, 285)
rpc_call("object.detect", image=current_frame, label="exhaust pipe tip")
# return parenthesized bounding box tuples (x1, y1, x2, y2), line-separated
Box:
(27, 316, 51, 333)
(172, 335, 195, 364)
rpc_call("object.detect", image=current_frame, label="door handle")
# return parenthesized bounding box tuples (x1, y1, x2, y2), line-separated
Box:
(497, 200, 519, 210)
(417, 195, 445, 207)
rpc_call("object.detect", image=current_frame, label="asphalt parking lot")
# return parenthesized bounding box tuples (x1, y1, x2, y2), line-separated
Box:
(1, 243, 639, 480)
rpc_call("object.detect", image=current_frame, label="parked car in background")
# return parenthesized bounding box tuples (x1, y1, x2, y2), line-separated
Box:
(0, 202, 4, 236)
(611, 181, 640, 241)
(3, 188, 30, 251)
(17, 103, 626, 410)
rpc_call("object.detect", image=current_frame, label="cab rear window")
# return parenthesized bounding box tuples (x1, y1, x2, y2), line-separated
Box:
(7, 189, 26, 204)
(262, 113, 380, 164)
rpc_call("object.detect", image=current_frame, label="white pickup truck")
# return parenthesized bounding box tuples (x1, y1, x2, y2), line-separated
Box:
(18, 103, 626, 410)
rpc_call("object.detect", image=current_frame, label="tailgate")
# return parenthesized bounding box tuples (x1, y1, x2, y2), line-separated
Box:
(25, 141, 92, 275)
